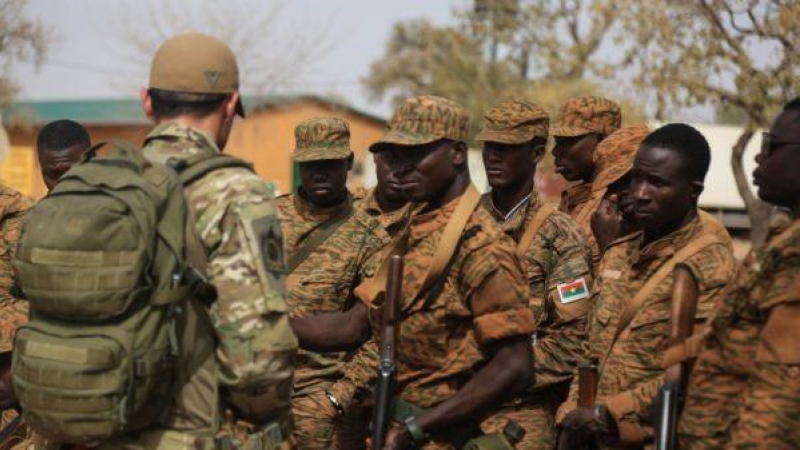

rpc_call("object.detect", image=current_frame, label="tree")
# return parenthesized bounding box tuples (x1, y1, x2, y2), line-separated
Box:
(0, 0, 50, 111)
(623, 0, 799, 246)
(111, 0, 329, 95)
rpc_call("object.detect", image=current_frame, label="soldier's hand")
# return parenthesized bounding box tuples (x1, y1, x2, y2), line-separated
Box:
(380, 423, 412, 450)
(591, 195, 622, 252)
(561, 407, 595, 441)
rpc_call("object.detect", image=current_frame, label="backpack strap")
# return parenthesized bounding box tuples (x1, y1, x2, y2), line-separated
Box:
(600, 233, 719, 370)
(515, 203, 556, 259)
(170, 153, 254, 186)
(285, 202, 355, 274)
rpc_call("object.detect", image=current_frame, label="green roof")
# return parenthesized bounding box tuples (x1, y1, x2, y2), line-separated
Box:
(4, 95, 385, 127)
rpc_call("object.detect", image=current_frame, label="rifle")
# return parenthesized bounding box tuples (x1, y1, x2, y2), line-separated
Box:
(556, 363, 599, 450)
(654, 264, 699, 450)
(371, 255, 404, 450)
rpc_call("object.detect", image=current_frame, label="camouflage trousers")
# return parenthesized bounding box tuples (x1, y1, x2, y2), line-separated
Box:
(292, 393, 368, 450)
(480, 393, 561, 450)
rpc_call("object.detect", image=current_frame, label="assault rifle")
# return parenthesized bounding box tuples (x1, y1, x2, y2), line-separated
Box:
(371, 255, 404, 450)
(654, 264, 699, 450)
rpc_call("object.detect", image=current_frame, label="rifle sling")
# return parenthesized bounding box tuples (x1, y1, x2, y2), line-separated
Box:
(286, 203, 355, 274)
(0, 413, 22, 444)
(515, 203, 556, 258)
(600, 233, 718, 370)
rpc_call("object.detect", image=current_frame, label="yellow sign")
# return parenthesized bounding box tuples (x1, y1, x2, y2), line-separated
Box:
(1, 146, 35, 197)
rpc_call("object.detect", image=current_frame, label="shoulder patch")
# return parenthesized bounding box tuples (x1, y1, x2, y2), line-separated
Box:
(557, 278, 590, 303)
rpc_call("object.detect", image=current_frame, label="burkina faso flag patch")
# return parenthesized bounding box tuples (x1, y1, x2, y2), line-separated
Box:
(557, 278, 589, 304)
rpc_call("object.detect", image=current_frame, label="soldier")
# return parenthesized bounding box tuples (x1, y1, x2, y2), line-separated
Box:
(93, 32, 295, 449)
(293, 95, 537, 450)
(277, 117, 384, 450)
(678, 99, 800, 449)
(551, 96, 622, 265)
(0, 185, 32, 450)
(475, 99, 593, 450)
(555, 124, 736, 449)
(35, 120, 90, 191)
(358, 150, 408, 239)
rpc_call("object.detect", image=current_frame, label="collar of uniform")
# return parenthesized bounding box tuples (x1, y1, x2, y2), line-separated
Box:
(293, 189, 353, 223)
(766, 215, 800, 257)
(410, 194, 460, 234)
(481, 189, 541, 235)
(633, 212, 703, 267)
(559, 182, 594, 214)
(145, 122, 222, 155)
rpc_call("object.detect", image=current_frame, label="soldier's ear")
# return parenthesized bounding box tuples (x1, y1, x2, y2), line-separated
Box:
(346, 153, 354, 171)
(690, 180, 704, 202)
(451, 141, 468, 166)
(140, 88, 155, 121)
(224, 93, 239, 120)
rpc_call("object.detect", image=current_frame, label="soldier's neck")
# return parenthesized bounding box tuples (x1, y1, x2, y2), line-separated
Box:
(375, 189, 405, 214)
(157, 116, 223, 148)
(425, 171, 471, 212)
(642, 208, 698, 247)
(491, 176, 535, 217)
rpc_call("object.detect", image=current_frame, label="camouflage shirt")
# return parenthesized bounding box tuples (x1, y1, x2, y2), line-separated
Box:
(480, 191, 593, 391)
(0, 185, 32, 353)
(559, 182, 599, 264)
(277, 193, 384, 396)
(143, 123, 297, 428)
(679, 218, 800, 449)
(329, 190, 537, 410)
(558, 213, 735, 447)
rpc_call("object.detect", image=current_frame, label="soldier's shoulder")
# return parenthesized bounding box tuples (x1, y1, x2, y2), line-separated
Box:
(539, 208, 588, 246)
(188, 166, 278, 214)
(465, 205, 517, 252)
(0, 185, 33, 216)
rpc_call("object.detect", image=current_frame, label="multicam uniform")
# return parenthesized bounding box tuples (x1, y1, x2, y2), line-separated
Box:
(551, 96, 622, 266)
(0, 186, 33, 450)
(556, 213, 735, 449)
(479, 192, 592, 450)
(111, 123, 297, 449)
(679, 218, 800, 449)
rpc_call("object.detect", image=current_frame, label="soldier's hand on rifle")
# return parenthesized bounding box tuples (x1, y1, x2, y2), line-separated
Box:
(373, 422, 412, 450)
(562, 405, 617, 442)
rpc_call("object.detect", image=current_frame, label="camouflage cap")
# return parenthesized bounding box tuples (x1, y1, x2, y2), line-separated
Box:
(475, 98, 549, 144)
(550, 96, 622, 138)
(293, 117, 352, 162)
(370, 95, 469, 152)
(593, 123, 650, 190)
(149, 32, 245, 117)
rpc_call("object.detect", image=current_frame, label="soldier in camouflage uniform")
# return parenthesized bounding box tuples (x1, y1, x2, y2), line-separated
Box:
(551, 96, 622, 266)
(83, 33, 297, 450)
(556, 124, 736, 449)
(0, 186, 33, 450)
(293, 96, 537, 450)
(678, 99, 800, 449)
(475, 99, 593, 450)
(357, 150, 408, 241)
(277, 118, 384, 450)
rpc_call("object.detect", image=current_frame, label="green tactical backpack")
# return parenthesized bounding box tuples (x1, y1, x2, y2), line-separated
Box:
(12, 139, 252, 444)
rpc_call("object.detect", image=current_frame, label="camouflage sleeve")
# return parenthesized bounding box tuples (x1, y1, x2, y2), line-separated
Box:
(189, 168, 298, 423)
(0, 201, 31, 353)
(326, 337, 379, 411)
(531, 221, 593, 391)
(726, 265, 800, 447)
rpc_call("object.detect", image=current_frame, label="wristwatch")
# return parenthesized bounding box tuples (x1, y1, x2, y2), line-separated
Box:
(324, 391, 344, 416)
(403, 415, 430, 447)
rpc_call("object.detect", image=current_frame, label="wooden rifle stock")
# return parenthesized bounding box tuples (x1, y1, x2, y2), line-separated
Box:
(655, 264, 699, 450)
(578, 364, 598, 409)
(371, 255, 404, 450)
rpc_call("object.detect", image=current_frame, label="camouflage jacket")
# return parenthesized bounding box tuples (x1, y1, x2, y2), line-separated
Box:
(679, 218, 800, 449)
(559, 182, 600, 266)
(277, 192, 384, 397)
(557, 213, 735, 447)
(0, 185, 32, 353)
(480, 191, 593, 392)
(329, 190, 537, 411)
(143, 123, 297, 430)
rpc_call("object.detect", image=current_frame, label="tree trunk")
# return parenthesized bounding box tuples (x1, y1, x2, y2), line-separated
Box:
(731, 124, 771, 248)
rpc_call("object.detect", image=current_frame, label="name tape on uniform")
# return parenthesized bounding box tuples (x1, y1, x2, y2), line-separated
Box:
(557, 278, 589, 304)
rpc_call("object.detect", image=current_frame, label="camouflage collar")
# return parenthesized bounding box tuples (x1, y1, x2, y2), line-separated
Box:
(145, 122, 222, 156)
(559, 182, 594, 213)
(632, 213, 704, 266)
(481, 189, 541, 235)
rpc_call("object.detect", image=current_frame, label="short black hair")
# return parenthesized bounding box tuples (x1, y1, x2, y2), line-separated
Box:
(148, 88, 229, 120)
(641, 123, 711, 181)
(36, 119, 90, 153)
(783, 97, 800, 112)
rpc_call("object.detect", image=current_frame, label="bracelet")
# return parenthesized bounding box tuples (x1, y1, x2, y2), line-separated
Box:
(403, 416, 430, 446)
(325, 391, 344, 416)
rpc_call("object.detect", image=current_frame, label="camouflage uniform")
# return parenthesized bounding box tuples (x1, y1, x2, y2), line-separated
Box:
(556, 213, 735, 449)
(475, 99, 594, 450)
(277, 118, 384, 450)
(551, 97, 622, 264)
(0, 185, 33, 450)
(328, 96, 538, 450)
(679, 218, 800, 449)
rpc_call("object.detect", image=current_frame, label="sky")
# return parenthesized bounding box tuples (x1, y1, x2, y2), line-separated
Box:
(12, 0, 461, 117)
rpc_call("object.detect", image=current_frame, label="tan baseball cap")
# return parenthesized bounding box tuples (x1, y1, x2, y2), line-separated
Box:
(149, 32, 245, 117)
(550, 96, 621, 138)
(475, 98, 549, 144)
(293, 117, 353, 162)
(370, 95, 470, 152)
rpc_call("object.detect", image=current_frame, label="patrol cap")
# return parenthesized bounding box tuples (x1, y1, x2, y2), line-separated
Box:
(476, 98, 549, 144)
(370, 95, 469, 152)
(293, 117, 352, 162)
(149, 32, 245, 117)
(550, 96, 621, 138)
(593, 123, 650, 189)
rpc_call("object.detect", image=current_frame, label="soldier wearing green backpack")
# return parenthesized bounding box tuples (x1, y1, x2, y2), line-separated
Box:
(12, 33, 297, 450)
